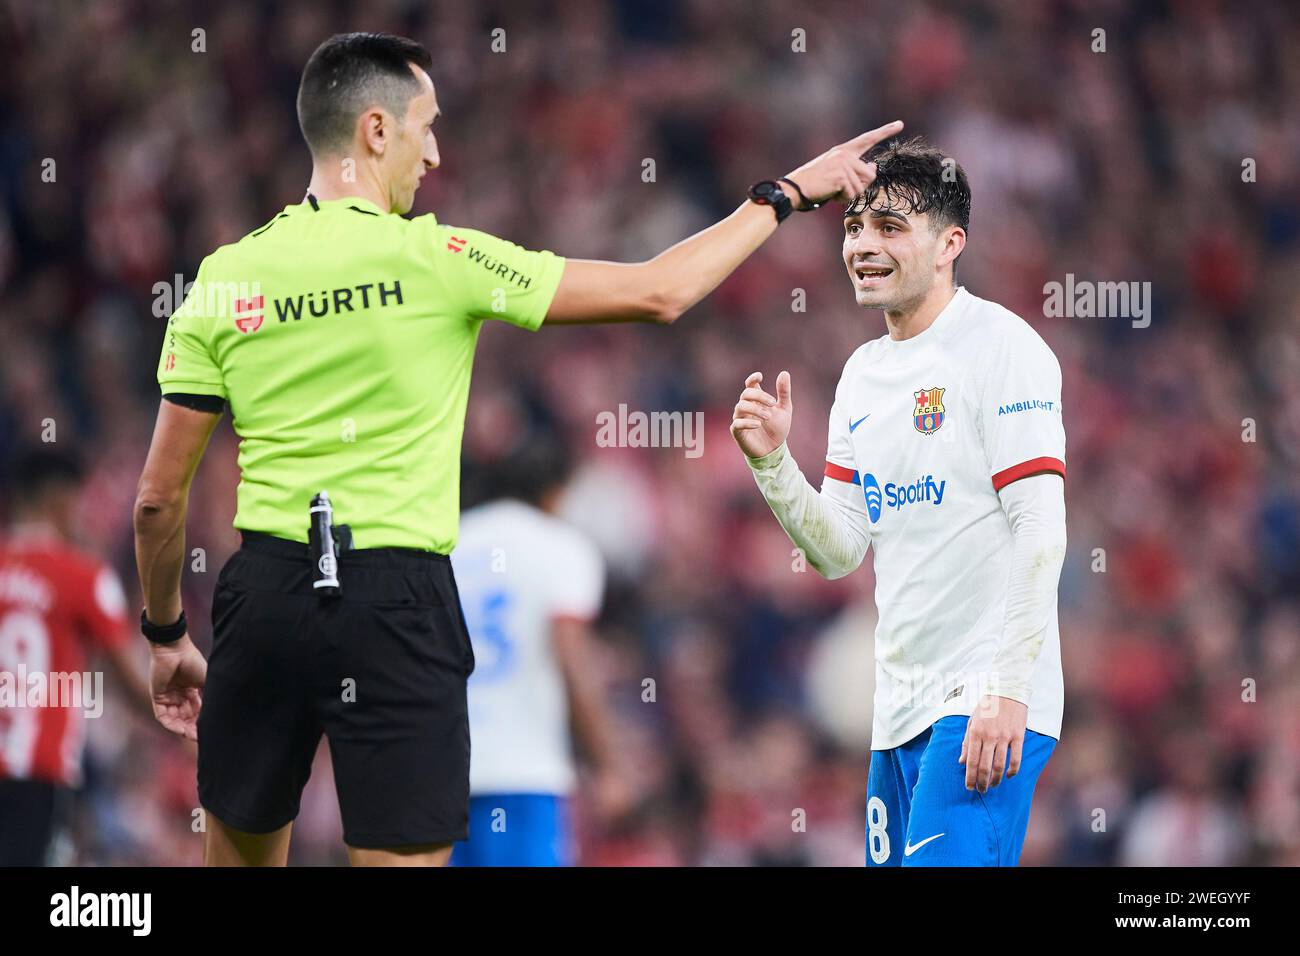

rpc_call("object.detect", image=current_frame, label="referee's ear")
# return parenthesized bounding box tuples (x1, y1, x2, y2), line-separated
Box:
(360, 108, 391, 158)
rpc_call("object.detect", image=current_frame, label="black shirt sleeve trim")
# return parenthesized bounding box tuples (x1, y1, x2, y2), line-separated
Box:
(163, 392, 225, 414)
(251, 213, 288, 237)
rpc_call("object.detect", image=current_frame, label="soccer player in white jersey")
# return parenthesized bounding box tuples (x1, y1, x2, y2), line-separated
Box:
(730, 137, 1067, 866)
(450, 441, 628, 866)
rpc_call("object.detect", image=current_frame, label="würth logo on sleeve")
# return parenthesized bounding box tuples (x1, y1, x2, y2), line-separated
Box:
(447, 235, 467, 253)
(234, 296, 265, 333)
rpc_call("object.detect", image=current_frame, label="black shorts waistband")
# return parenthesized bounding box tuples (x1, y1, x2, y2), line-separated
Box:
(238, 530, 450, 567)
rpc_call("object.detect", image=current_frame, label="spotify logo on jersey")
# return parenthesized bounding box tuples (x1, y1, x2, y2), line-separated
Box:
(862, 473, 883, 521)
(863, 472, 947, 522)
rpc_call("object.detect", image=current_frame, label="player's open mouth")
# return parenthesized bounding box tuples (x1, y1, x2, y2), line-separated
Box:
(855, 266, 893, 285)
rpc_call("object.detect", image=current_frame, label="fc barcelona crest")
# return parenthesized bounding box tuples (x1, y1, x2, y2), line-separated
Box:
(913, 386, 946, 434)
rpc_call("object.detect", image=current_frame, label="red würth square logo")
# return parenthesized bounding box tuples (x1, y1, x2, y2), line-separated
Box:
(234, 296, 264, 333)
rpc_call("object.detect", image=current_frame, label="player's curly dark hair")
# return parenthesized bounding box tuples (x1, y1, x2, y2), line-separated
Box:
(845, 135, 971, 238)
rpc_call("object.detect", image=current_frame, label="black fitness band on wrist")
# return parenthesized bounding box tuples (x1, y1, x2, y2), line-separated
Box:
(778, 176, 821, 211)
(141, 608, 187, 645)
(747, 180, 794, 223)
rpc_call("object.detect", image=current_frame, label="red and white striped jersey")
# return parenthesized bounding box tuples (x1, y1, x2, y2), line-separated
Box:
(0, 531, 129, 786)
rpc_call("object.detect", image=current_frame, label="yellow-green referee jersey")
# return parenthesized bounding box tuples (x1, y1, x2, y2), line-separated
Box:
(157, 195, 566, 552)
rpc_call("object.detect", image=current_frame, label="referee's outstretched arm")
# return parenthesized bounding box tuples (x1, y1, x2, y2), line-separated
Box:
(295, 40, 899, 326)
(541, 118, 902, 325)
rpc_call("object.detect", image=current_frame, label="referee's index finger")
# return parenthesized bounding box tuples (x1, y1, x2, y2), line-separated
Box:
(745, 371, 764, 387)
(847, 120, 904, 152)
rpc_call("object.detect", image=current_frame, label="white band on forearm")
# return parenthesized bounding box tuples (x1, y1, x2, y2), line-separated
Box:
(990, 472, 1067, 704)
(746, 443, 871, 580)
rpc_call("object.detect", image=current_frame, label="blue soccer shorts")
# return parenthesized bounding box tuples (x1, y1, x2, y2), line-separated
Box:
(865, 715, 1056, 867)
(450, 793, 573, 867)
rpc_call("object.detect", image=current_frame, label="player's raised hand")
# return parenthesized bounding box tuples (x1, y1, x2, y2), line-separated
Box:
(731, 370, 793, 460)
(149, 634, 207, 741)
(781, 120, 904, 209)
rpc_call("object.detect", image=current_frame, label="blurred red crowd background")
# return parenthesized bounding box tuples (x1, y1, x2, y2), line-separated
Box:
(1, 0, 1298, 865)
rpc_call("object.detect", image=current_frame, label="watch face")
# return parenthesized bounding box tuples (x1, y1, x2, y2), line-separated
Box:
(751, 182, 778, 203)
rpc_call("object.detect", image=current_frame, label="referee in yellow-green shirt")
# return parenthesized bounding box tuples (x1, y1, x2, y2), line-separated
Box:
(133, 30, 902, 866)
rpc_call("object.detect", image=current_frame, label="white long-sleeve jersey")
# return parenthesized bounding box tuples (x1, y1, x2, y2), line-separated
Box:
(749, 287, 1067, 750)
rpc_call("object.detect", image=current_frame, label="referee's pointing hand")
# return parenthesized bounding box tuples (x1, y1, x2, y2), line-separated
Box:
(780, 120, 903, 209)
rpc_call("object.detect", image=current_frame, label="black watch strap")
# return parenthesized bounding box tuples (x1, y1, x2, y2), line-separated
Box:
(747, 180, 794, 223)
(141, 608, 187, 645)
(778, 176, 821, 211)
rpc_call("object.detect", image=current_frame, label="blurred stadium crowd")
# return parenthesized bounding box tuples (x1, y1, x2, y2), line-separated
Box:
(2, 0, 1299, 865)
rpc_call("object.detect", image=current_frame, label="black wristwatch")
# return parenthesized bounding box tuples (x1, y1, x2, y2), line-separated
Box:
(748, 180, 794, 223)
(141, 608, 187, 645)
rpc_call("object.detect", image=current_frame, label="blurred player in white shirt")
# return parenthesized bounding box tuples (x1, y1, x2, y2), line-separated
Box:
(450, 440, 629, 866)
(731, 137, 1067, 866)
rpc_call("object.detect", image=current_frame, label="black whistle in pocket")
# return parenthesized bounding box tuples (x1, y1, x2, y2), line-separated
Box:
(309, 491, 341, 597)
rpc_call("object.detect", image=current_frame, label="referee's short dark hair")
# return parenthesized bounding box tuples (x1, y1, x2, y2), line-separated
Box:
(297, 32, 434, 157)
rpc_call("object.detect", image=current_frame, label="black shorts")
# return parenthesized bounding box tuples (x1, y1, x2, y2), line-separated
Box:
(198, 531, 475, 848)
(0, 778, 67, 866)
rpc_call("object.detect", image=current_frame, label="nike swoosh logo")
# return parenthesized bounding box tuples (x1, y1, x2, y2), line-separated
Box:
(849, 414, 871, 433)
(903, 832, 945, 856)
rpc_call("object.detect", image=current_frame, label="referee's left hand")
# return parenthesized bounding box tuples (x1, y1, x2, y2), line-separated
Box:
(149, 634, 207, 741)
(959, 695, 1028, 793)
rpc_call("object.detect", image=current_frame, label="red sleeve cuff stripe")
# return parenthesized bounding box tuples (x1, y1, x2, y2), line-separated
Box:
(550, 613, 596, 627)
(824, 461, 860, 485)
(992, 456, 1066, 491)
